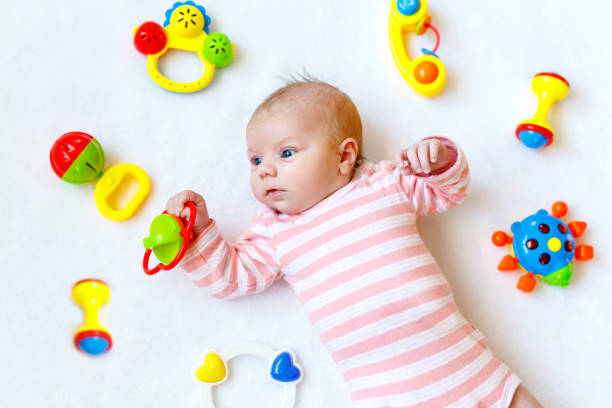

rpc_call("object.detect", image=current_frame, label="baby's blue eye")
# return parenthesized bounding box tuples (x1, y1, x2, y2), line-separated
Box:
(281, 149, 296, 159)
(253, 157, 262, 166)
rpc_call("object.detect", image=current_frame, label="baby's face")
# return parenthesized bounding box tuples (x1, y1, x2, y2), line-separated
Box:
(247, 105, 345, 214)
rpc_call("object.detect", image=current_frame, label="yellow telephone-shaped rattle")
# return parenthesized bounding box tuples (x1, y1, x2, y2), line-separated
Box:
(388, 0, 446, 97)
(133, 1, 235, 93)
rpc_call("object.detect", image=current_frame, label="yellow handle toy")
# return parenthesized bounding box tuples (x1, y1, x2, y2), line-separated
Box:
(72, 279, 112, 356)
(388, 0, 446, 97)
(133, 1, 235, 93)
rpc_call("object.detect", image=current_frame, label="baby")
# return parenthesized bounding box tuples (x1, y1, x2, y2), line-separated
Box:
(166, 80, 541, 407)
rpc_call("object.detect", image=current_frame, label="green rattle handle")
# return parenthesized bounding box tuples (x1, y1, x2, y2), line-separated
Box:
(143, 232, 179, 249)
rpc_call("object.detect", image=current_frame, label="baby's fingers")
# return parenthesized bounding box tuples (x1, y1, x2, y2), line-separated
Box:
(429, 139, 440, 164)
(395, 150, 407, 166)
(417, 142, 431, 173)
(183, 190, 206, 207)
(180, 206, 192, 220)
(396, 151, 414, 175)
(406, 147, 422, 173)
(165, 191, 188, 216)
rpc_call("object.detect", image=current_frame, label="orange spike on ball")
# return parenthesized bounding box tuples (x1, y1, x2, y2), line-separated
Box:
(498, 255, 519, 271)
(575, 244, 594, 261)
(492, 231, 512, 247)
(552, 201, 568, 218)
(568, 221, 587, 238)
(517, 273, 537, 293)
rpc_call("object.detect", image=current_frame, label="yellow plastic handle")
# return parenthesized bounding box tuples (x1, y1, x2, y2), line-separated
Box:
(94, 164, 150, 221)
(72, 279, 110, 334)
(147, 53, 215, 93)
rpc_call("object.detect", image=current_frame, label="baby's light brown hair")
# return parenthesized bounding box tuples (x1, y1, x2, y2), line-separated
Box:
(249, 77, 364, 166)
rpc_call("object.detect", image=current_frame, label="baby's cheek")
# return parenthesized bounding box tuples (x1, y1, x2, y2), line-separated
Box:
(249, 176, 261, 198)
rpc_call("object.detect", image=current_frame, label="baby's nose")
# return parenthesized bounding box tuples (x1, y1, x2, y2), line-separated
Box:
(258, 162, 277, 177)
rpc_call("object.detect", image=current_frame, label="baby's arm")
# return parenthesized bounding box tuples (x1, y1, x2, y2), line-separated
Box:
(509, 385, 542, 408)
(166, 191, 282, 299)
(394, 137, 470, 216)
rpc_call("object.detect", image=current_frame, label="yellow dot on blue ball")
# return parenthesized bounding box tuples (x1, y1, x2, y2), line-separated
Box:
(548, 237, 562, 252)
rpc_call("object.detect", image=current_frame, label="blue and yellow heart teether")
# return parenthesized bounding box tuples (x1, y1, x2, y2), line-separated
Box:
(197, 344, 303, 408)
(133, 1, 235, 93)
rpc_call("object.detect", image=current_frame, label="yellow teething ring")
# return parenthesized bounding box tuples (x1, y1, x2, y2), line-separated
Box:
(94, 164, 151, 221)
(146, 52, 215, 93)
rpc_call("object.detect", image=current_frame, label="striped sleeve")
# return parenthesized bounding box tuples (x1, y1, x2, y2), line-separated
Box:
(389, 137, 470, 216)
(179, 214, 283, 299)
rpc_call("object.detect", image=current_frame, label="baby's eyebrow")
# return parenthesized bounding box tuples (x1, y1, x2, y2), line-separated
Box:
(275, 137, 299, 147)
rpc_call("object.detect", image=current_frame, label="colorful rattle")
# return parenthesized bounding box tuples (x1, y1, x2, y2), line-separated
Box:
(142, 201, 196, 275)
(492, 201, 593, 293)
(50, 132, 150, 221)
(133, 1, 235, 93)
(515, 72, 570, 149)
(72, 279, 112, 356)
(388, 0, 446, 97)
(196, 344, 303, 408)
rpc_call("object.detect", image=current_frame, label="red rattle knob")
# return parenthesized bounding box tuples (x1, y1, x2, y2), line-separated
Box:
(142, 201, 196, 275)
(134, 21, 167, 55)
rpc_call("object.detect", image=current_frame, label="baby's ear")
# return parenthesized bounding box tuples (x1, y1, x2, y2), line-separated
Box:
(338, 138, 358, 176)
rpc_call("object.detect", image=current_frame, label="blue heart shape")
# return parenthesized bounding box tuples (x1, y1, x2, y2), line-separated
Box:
(270, 351, 301, 383)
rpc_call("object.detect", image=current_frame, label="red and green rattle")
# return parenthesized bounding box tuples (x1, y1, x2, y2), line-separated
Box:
(50, 132, 150, 221)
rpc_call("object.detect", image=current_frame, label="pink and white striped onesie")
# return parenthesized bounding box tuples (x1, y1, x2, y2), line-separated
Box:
(181, 138, 521, 407)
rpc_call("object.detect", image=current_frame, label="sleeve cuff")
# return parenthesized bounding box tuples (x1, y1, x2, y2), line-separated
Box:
(412, 137, 465, 184)
(180, 218, 220, 267)
(410, 136, 459, 177)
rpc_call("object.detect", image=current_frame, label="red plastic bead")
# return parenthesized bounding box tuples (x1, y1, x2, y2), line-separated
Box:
(134, 22, 167, 55)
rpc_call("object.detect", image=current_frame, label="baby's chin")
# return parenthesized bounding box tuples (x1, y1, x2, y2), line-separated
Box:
(266, 201, 303, 215)
(255, 195, 316, 215)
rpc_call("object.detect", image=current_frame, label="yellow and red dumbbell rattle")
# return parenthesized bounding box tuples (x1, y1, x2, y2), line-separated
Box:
(72, 279, 112, 356)
(516, 73, 570, 149)
(388, 0, 446, 97)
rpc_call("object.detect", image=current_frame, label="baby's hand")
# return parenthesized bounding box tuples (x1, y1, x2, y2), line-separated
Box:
(165, 190, 211, 237)
(396, 138, 450, 175)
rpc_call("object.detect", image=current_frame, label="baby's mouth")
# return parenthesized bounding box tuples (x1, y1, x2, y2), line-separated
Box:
(265, 189, 285, 198)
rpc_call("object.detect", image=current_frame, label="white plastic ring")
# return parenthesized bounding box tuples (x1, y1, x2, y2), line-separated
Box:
(196, 343, 303, 408)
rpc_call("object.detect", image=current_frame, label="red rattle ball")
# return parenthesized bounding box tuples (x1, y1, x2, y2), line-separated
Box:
(133, 21, 167, 55)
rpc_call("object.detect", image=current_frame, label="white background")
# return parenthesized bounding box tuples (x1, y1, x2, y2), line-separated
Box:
(1, 0, 611, 407)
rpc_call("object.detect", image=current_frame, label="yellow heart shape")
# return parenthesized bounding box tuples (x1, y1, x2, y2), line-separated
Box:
(196, 353, 227, 383)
